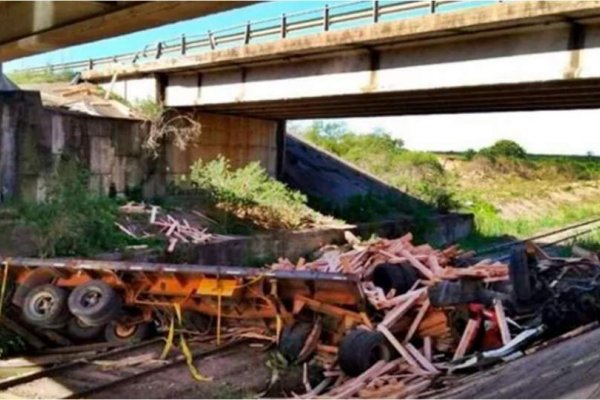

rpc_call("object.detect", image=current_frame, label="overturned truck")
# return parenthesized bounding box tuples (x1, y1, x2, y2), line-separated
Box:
(2, 236, 599, 384)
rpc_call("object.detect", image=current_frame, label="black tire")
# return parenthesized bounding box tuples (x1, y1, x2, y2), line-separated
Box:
(22, 284, 69, 328)
(66, 317, 104, 341)
(68, 280, 122, 327)
(104, 320, 151, 344)
(279, 322, 314, 363)
(509, 245, 532, 304)
(339, 329, 392, 377)
(373, 263, 418, 294)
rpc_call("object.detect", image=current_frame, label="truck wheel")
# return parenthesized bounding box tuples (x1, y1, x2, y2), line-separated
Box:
(373, 263, 418, 294)
(22, 284, 69, 328)
(339, 329, 391, 377)
(67, 317, 104, 341)
(68, 280, 122, 327)
(104, 320, 151, 344)
(279, 322, 314, 363)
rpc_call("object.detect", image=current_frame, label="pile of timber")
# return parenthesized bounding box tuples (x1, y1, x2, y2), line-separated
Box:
(117, 202, 230, 252)
(270, 232, 507, 285)
(271, 232, 511, 399)
(149, 209, 216, 252)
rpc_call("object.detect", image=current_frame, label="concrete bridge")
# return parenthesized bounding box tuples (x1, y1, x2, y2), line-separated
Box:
(79, 1, 600, 119)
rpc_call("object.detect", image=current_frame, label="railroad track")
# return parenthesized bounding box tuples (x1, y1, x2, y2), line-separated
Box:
(473, 217, 600, 261)
(0, 338, 243, 399)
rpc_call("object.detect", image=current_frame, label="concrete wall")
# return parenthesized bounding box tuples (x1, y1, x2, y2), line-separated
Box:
(100, 77, 157, 104)
(0, 91, 282, 203)
(184, 213, 473, 266)
(165, 112, 280, 179)
(0, 90, 163, 202)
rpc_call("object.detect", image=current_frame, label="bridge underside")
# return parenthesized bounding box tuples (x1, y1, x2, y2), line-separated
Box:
(188, 79, 600, 119)
(0, 2, 249, 61)
(87, 1, 600, 119)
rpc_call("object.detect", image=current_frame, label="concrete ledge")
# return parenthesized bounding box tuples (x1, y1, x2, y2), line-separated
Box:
(183, 212, 473, 266)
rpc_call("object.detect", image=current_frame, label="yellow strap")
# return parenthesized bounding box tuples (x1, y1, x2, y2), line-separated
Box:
(216, 292, 222, 345)
(276, 314, 282, 345)
(160, 313, 175, 360)
(179, 332, 212, 382)
(173, 303, 211, 382)
(0, 261, 9, 317)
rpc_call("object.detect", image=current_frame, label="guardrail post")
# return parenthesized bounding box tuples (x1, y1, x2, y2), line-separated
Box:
(430, 1, 437, 13)
(373, 1, 379, 23)
(323, 4, 330, 31)
(281, 13, 287, 38)
(88, 59, 94, 70)
(181, 34, 187, 55)
(155, 42, 163, 59)
(208, 30, 216, 50)
(244, 21, 251, 44)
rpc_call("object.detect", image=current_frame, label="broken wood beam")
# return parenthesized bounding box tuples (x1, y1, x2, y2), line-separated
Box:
(453, 319, 481, 361)
(494, 299, 511, 346)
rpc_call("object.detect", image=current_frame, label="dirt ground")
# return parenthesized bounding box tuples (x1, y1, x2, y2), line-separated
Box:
(89, 342, 304, 399)
(434, 326, 600, 399)
(17, 325, 600, 399)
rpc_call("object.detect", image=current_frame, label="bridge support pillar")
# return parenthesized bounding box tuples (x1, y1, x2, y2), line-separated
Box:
(164, 112, 283, 181)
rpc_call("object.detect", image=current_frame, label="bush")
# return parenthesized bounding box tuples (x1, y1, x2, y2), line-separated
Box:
(18, 159, 131, 257)
(479, 140, 527, 159)
(188, 156, 323, 230)
(303, 122, 456, 212)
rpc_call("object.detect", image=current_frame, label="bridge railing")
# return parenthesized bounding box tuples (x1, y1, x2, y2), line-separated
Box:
(17, 0, 498, 76)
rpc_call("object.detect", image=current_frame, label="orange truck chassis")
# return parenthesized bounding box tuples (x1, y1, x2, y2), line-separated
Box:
(1, 257, 365, 346)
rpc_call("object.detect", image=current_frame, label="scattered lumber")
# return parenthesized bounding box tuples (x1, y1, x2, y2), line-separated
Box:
(268, 232, 514, 399)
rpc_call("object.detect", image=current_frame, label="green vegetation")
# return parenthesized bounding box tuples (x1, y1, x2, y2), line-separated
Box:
(17, 159, 134, 257)
(184, 156, 329, 231)
(7, 69, 76, 85)
(0, 327, 26, 358)
(479, 139, 527, 159)
(303, 122, 457, 213)
(299, 122, 600, 249)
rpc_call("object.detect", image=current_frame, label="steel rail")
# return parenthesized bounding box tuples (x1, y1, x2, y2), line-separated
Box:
(474, 217, 600, 257)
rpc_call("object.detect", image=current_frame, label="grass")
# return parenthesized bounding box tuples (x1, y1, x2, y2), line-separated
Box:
(302, 122, 457, 214)
(173, 155, 334, 232)
(16, 158, 141, 257)
(7, 69, 77, 85)
(297, 123, 600, 249)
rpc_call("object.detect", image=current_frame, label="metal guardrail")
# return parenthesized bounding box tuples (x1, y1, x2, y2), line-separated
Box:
(17, 0, 498, 75)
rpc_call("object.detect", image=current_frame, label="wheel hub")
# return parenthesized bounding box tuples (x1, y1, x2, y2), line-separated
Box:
(33, 295, 54, 315)
(82, 290, 101, 307)
(114, 323, 136, 338)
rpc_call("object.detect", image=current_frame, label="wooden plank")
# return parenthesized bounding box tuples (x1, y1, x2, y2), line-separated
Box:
(405, 343, 438, 374)
(399, 250, 435, 280)
(381, 287, 427, 309)
(423, 336, 432, 361)
(380, 290, 423, 328)
(376, 325, 422, 371)
(404, 298, 430, 343)
(494, 299, 511, 345)
(453, 319, 480, 360)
